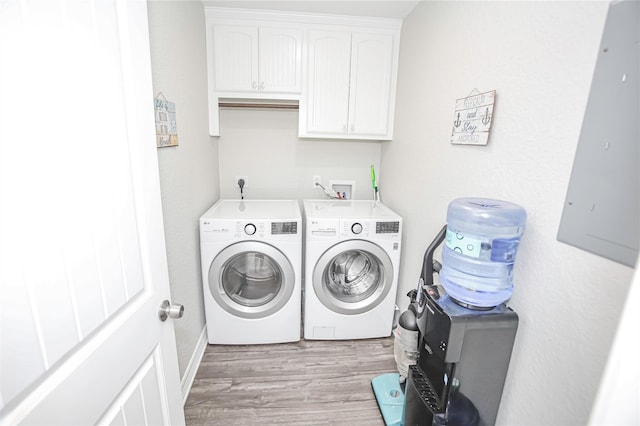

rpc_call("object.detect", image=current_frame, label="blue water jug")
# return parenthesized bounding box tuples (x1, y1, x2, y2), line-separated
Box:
(439, 198, 527, 308)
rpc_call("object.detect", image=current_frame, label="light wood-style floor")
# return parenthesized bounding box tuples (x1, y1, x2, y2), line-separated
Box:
(185, 337, 396, 425)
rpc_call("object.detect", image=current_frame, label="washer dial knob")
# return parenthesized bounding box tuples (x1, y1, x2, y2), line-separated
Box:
(351, 223, 363, 234)
(244, 223, 257, 235)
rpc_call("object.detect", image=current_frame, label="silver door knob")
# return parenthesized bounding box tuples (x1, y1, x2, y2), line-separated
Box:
(159, 300, 184, 322)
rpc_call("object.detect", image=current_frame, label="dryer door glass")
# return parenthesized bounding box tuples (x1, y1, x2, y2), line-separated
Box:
(222, 252, 282, 307)
(325, 250, 381, 302)
(209, 241, 295, 319)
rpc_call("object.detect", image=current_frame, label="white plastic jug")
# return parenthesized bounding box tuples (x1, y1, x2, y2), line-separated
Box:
(439, 197, 527, 308)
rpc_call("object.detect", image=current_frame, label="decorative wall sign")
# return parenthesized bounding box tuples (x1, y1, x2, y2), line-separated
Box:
(451, 90, 496, 145)
(154, 93, 178, 148)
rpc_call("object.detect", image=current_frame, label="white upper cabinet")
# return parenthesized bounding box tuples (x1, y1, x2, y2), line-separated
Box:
(301, 30, 398, 139)
(213, 25, 302, 94)
(204, 8, 401, 139)
(213, 25, 258, 92)
(304, 30, 352, 134)
(349, 33, 395, 137)
(259, 27, 302, 93)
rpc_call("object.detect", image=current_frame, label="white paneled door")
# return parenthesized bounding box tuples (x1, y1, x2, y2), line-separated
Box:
(0, 1, 185, 425)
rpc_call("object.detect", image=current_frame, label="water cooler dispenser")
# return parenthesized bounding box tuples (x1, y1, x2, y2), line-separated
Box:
(402, 198, 526, 425)
(404, 286, 518, 425)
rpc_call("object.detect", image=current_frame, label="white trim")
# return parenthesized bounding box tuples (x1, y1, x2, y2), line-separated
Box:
(180, 325, 208, 405)
(588, 254, 640, 424)
(204, 7, 403, 30)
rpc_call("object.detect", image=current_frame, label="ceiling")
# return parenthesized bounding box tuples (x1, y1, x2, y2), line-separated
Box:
(201, 1, 420, 20)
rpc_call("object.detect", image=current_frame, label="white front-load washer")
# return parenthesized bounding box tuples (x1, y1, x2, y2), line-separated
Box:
(302, 199, 402, 340)
(200, 199, 302, 344)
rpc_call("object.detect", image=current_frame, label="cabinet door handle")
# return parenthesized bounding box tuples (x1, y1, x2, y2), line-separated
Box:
(252, 81, 257, 89)
(259, 81, 265, 90)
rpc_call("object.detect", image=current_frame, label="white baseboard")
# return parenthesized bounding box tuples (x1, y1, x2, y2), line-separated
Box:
(181, 325, 208, 405)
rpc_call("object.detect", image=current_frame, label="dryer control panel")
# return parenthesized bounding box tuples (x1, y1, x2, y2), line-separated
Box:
(201, 219, 300, 242)
(272, 221, 298, 235)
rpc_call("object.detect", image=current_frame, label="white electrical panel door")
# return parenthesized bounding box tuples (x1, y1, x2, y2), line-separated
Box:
(558, 0, 639, 267)
(306, 30, 352, 134)
(259, 27, 302, 93)
(214, 25, 259, 92)
(348, 33, 395, 137)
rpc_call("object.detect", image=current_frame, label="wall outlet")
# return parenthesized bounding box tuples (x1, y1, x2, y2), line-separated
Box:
(235, 176, 248, 189)
(312, 175, 321, 189)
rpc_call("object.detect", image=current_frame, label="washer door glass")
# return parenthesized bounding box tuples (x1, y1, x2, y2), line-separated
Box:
(313, 240, 393, 315)
(325, 250, 381, 302)
(209, 241, 294, 319)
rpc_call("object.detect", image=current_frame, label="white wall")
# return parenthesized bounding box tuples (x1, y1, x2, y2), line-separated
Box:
(217, 108, 381, 201)
(147, 1, 218, 381)
(383, 2, 635, 425)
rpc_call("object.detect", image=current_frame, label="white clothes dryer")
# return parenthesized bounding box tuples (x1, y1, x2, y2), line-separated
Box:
(303, 200, 402, 340)
(200, 199, 302, 344)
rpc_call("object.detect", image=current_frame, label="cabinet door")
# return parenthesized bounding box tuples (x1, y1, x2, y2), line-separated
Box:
(348, 33, 394, 136)
(306, 30, 352, 134)
(214, 25, 259, 91)
(259, 27, 302, 93)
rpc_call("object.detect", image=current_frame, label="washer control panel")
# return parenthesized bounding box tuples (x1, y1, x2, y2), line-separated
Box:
(341, 220, 372, 237)
(376, 221, 400, 234)
(309, 219, 338, 237)
(307, 218, 401, 240)
(340, 220, 401, 239)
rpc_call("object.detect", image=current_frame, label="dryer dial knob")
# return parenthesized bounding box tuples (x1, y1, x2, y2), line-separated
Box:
(244, 223, 257, 235)
(351, 223, 363, 234)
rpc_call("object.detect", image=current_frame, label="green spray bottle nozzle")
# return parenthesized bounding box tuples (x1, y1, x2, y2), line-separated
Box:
(371, 165, 380, 201)
(371, 165, 376, 189)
